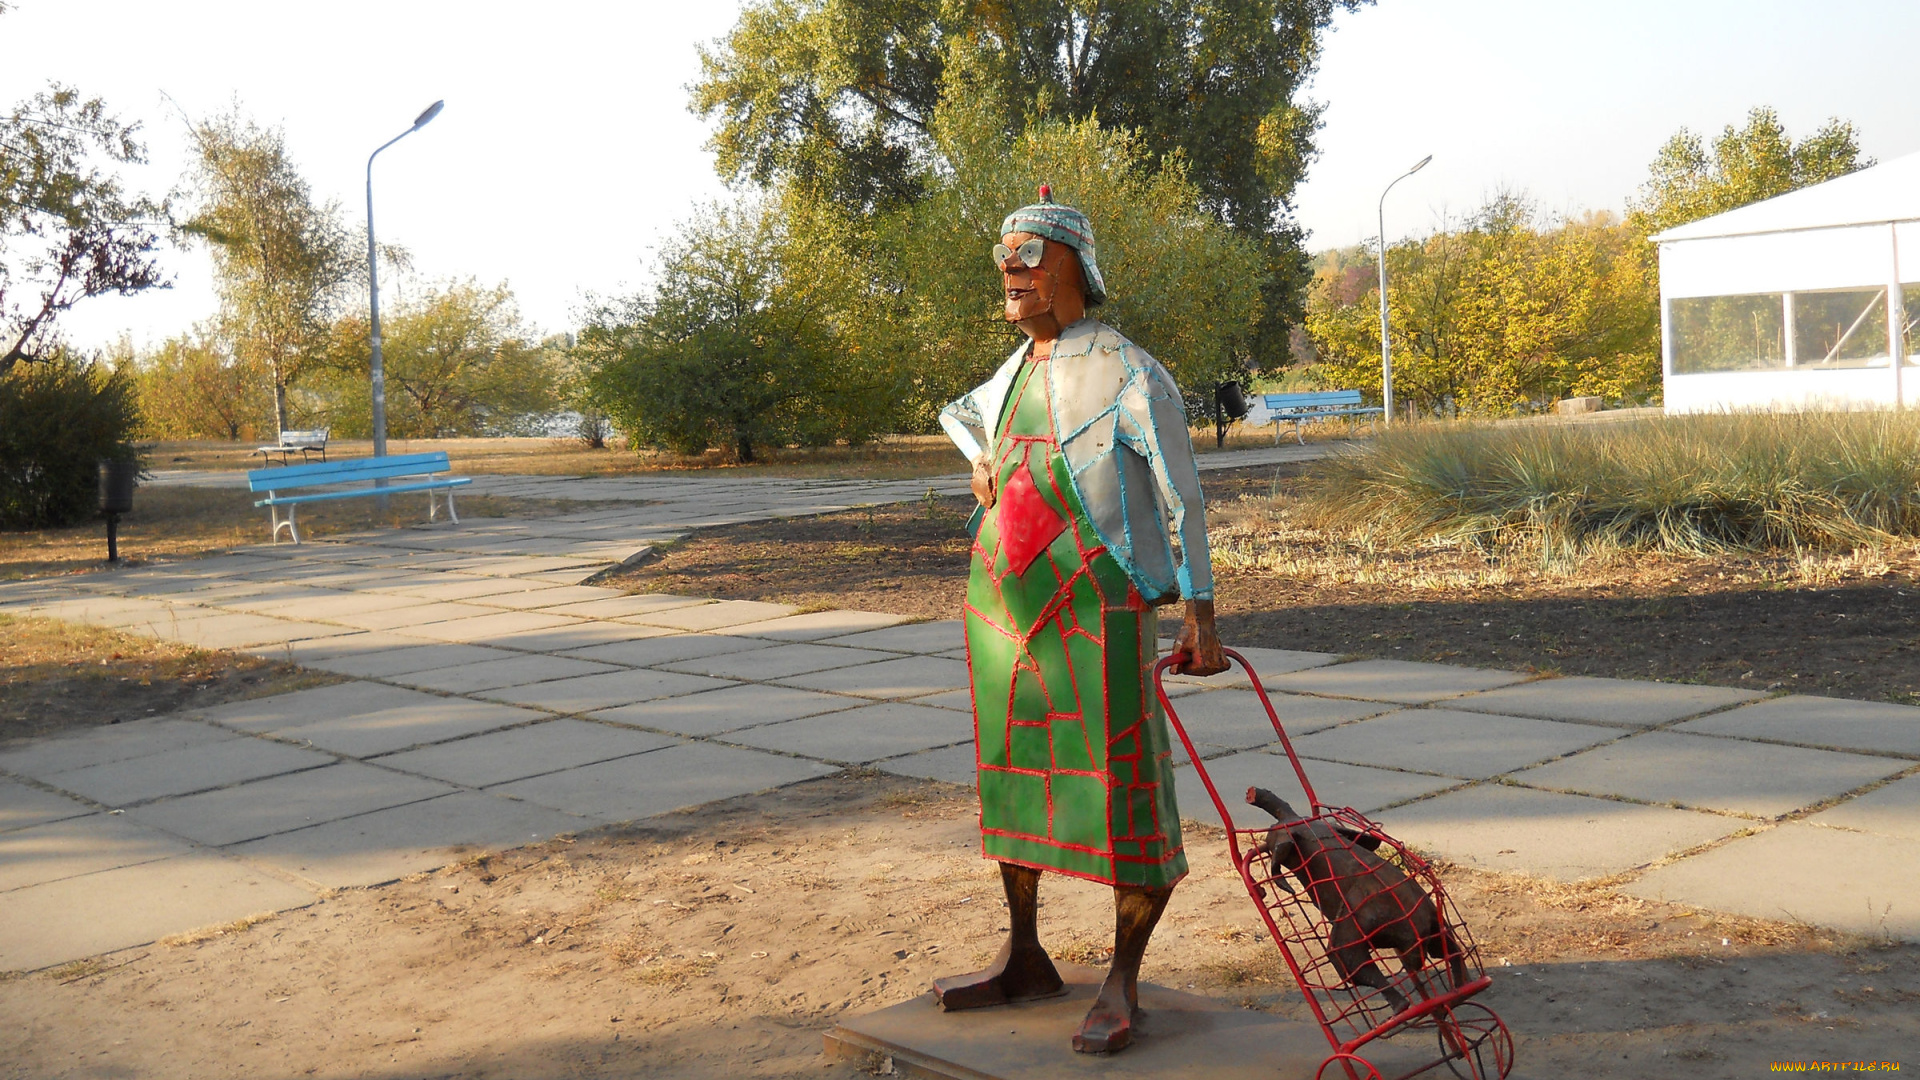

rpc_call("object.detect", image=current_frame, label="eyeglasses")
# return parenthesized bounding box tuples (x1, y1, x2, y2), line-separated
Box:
(992, 238, 1047, 270)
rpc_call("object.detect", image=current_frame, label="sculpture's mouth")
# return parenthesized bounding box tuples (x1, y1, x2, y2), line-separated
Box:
(1006, 285, 1034, 302)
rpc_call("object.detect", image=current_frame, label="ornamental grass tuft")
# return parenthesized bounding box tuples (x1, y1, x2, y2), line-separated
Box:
(1302, 411, 1920, 560)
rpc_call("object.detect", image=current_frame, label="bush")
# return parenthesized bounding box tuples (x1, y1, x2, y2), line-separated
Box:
(0, 359, 142, 529)
(1303, 411, 1920, 560)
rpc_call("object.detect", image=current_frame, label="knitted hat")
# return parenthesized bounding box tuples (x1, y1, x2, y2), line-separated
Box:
(1000, 185, 1108, 306)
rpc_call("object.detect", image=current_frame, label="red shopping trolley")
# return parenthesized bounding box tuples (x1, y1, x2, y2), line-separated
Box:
(1155, 648, 1513, 1080)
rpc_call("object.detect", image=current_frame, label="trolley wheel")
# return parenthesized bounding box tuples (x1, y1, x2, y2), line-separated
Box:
(1315, 1052, 1385, 1080)
(1436, 1001, 1513, 1080)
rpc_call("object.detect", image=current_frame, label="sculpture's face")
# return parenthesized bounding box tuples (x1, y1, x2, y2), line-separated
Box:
(998, 231, 1085, 331)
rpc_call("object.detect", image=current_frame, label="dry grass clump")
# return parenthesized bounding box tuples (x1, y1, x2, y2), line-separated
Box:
(1301, 411, 1920, 562)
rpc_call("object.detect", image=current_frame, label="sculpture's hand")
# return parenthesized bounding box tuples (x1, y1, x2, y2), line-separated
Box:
(972, 456, 997, 509)
(1174, 600, 1229, 676)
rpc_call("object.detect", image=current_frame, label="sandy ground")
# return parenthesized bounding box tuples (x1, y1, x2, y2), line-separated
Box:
(5, 771, 1914, 1080)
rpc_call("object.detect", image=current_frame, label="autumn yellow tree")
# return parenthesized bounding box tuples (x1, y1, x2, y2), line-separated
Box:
(1306, 195, 1659, 414)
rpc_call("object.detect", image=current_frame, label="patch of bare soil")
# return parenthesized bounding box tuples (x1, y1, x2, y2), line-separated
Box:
(608, 466, 1920, 704)
(0, 614, 340, 746)
(5, 773, 1911, 1078)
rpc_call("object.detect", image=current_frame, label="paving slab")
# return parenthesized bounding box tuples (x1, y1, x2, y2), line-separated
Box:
(1626, 823, 1920, 941)
(0, 717, 234, 780)
(624, 599, 797, 631)
(537, 594, 712, 620)
(243, 630, 442, 666)
(725, 702, 972, 763)
(471, 620, 677, 653)
(490, 741, 836, 822)
(911, 688, 974, 712)
(42, 737, 336, 807)
(1291, 709, 1617, 780)
(1163, 688, 1390, 763)
(1163, 646, 1343, 690)
(325, 601, 503, 632)
(389, 654, 622, 694)
(559, 633, 771, 668)
(228, 591, 433, 621)
(1379, 784, 1745, 881)
(590, 683, 858, 736)
(721, 609, 913, 642)
(1449, 676, 1764, 728)
(875, 742, 978, 786)
(199, 682, 543, 757)
(481, 668, 738, 713)
(125, 762, 455, 846)
(1262, 659, 1531, 704)
(144, 613, 354, 651)
(776, 655, 971, 699)
(229, 791, 592, 889)
(1673, 694, 1920, 757)
(396, 609, 581, 643)
(1804, 773, 1920, 842)
(475, 585, 620, 610)
(659, 642, 898, 681)
(371, 720, 678, 787)
(0, 813, 193, 892)
(1173, 752, 1462, 829)
(0, 853, 318, 971)
(821, 620, 966, 655)
(302, 642, 524, 679)
(365, 575, 558, 602)
(1511, 730, 1907, 819)
(0, 779, 91, 832)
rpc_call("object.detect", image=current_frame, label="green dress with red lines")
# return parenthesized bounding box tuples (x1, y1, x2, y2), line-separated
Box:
(964, 347, 1188, 889)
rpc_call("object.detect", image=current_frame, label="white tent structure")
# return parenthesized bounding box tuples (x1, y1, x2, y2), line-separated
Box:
(1654, 151, 1919, 412)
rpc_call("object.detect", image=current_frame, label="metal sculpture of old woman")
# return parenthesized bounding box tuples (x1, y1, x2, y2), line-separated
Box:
(935, 186, 1229, 1054)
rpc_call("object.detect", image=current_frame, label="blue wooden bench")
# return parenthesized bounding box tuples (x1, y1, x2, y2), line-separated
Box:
(1250, 390, 1384, 444)
(247, 452, 472, 544)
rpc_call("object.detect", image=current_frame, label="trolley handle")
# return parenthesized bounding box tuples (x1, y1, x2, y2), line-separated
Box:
(1155, 647, 1323, 836)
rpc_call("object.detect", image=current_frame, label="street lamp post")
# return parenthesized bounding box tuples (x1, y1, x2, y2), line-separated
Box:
(366, 100, 444, 462)
(1376, 154, 1431, 427)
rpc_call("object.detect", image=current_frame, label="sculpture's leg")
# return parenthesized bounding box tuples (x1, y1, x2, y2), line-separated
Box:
(932, 862, 1063, 1009)
(1073, 883, 1174, 1054)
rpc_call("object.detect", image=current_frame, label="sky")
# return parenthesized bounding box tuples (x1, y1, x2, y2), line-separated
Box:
(7, 0, 1919, 352)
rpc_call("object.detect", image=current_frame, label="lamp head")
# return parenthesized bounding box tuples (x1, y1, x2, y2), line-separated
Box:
(1410, 154, 1432, 174)
(413, 100, 445, 129)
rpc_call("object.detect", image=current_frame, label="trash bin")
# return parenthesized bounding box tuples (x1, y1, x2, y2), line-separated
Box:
(98, 459, 139, 562)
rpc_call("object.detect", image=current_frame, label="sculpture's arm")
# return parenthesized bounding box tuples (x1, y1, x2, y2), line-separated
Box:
(1133, 360, 1215, 603)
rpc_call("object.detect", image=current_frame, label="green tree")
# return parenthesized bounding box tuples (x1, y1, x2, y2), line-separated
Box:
(319, 280, 559, 438)
(0, 356, 140, 528)
(1307, 195, 1659, 414)
(873, 64, 1267, 428)
(694, 0, 1365, 364)
(180, 110, 361, 433)
(2, 85, 166, 374)
(582, 198, 895, 462)
(1629, 106, 1871, 236)
(132, 325, 271, 440)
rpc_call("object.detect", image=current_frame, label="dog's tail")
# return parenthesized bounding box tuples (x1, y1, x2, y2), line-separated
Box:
(1245, 786, 1298, 823)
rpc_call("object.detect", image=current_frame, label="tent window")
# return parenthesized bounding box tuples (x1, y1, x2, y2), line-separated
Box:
(1904, 285, 1920, 365)
(1671, 293, 1785, 373)
(1794, 288, 1888, 368)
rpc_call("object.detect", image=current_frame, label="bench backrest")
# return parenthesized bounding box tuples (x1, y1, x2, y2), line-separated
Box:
(248, 452, 452, 493)
(1263, 389, 1365, 410)
(277, 429, 329, 448)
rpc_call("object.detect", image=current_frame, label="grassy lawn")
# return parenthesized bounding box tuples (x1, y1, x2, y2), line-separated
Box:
(0, 614, 341, 746)
(0, 486, 596, 581)
(140, 425, 1340, 482)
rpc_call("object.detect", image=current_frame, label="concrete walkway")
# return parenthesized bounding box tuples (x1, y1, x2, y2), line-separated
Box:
(4, 493, 1918, 971)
